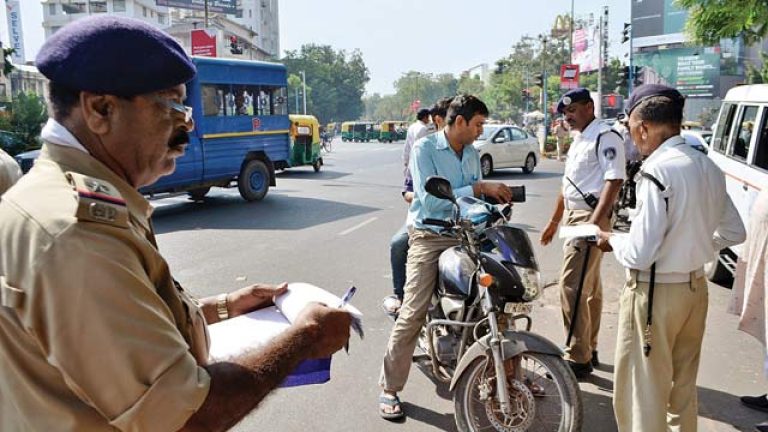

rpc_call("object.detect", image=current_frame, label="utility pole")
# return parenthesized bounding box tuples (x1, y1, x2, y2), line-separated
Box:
(295, 87, 299, 114)
(539, 34, 549, 152)
(570, 0, 575, 63)
(597, 7, 606, 119)
(204, 0, 209, 28)
(300, 70, 307, 114)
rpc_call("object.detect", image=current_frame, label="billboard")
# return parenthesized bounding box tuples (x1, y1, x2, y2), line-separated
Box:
(634, 47, 720, 98)
(155, 0, 238, 15)
(191, 29, 217, 57)
(5, 0, 25, 64)
(572, 24, 600, 73)
(632, 0, 688, 47)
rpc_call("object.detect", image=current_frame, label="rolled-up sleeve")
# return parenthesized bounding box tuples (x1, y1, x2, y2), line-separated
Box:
(26, 226, 210, 432)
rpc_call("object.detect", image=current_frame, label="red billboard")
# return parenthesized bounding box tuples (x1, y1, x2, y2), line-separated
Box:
(191, 29, 217, 57)
(560, 64, 580, 90)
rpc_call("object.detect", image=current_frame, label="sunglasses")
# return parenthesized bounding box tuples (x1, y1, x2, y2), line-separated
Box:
(154, 96, 193, 123)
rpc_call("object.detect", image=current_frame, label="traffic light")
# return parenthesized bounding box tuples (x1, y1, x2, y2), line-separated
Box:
(621, 23, 631, 44)
(633, 66, 645, 85)
(229, 36, 243, 55)
(533, 73, 544, 87)
(616, 65, 630, 87)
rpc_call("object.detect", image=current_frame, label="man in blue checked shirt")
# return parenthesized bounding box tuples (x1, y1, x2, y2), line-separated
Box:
(378, 95, 513, 420)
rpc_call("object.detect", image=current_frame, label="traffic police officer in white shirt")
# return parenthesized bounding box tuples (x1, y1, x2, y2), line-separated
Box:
(540, 87, 625, 378)
(596, 84, 746, 432)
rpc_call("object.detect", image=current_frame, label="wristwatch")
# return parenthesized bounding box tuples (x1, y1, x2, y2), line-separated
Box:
(216, 293, 229, 320)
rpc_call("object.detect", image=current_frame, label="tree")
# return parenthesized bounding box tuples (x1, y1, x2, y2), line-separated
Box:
(1, 47, 14, 77)
(0, 92, 48, 155)
(281, 44, 370, 123)
(678, 0, 768, 45)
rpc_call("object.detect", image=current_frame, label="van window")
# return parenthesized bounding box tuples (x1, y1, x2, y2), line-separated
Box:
(730, 105, 759, 161)
(755, 107, 768, 171)
(201, 84, 287, 117)
(713, 103, 736, 154)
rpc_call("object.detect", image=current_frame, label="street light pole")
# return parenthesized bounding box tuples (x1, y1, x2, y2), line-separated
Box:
(204, 0, 209, 28)
(300, 70, 307, 115)
(570, 0, 575, 64)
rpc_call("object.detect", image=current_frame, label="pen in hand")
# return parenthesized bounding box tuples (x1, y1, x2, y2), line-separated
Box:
(337, 286, 357, 354)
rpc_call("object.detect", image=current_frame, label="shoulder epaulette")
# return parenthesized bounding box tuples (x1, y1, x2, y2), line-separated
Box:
(65, 172, 129, 228)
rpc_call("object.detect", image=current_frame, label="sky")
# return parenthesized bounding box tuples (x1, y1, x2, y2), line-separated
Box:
(2, 0, 630, 96)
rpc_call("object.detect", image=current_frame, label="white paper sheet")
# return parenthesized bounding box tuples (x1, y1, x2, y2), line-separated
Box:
(558, 223, 599, 241)
(208, 306, 290, 361)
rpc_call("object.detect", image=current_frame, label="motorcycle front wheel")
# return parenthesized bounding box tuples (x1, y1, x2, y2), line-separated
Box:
(454, 352, 582, 432)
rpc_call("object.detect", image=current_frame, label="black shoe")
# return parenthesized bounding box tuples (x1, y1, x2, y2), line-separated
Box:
(591, 351, 599, 367)
(567, 361, 593, 379)
(741, 394, 768, 413)
(756, 422, 768, 432)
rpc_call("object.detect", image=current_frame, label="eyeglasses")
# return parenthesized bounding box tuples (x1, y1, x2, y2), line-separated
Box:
(154, 96, 193, 123)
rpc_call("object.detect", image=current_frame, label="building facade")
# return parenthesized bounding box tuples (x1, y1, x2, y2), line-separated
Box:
(42, 0, 170, 37)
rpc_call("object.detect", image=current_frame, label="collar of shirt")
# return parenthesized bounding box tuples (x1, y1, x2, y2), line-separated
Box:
(41, 118, 90, 154)
(640, 135, 687, 167)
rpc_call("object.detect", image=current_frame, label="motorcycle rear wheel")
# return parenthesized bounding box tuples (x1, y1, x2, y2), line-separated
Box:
(454, 352, 582, 432)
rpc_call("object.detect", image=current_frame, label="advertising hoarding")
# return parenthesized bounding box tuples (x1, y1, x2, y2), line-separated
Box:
(572, 25, 600, 73)
(634, 47, 720, 98)
(191, 29, 217, 57)
(5, 0, 25, 64)
(631, 0, 688, 47)
(155, 0, 238, 15)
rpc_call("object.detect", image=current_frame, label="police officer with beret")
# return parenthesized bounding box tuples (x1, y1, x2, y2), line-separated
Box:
(595, 85, 745, 431)
(540, 87, 626, 378)
(0, 16, 351, 431)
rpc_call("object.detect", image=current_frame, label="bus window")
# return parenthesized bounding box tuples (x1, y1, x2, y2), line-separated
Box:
(201, 85, 220, 116)
(271, 87, 287, 116)
(713, 103, 736, 153)
(755, 107, 768, 171)
(730, 105, 759, 161)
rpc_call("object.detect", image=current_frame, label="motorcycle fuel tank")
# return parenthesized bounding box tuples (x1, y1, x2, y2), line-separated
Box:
(438, 246, 476, 299)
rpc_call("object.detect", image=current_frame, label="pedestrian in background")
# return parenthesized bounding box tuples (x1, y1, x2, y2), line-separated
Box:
(596, 84, 746, 432)
(0, 147, 21, 195)
(0, 16, 351, 431)
(728, 189, 768, 432)
(540, 87, 625, 379)
(553, 118, 569, 161)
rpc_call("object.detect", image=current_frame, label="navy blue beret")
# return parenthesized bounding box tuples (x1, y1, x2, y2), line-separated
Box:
(36, 15, 195, 97)
(626, 84, 684, 115)
(557, 88, 592, 114)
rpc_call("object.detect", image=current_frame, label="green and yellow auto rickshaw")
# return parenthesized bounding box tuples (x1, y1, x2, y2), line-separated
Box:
(351, 122, 368, 142)
(341, 122, 353, 141)
(378, 121, 400, 142)
(288, 114, 322, 172)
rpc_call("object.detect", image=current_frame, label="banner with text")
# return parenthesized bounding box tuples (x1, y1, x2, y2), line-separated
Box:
(5, 0, 25, 64)
(191, 29, 217, 57)
(634, 47, 720, 98)
(155, 0, 237, 14)
(572, 25, 600, 73)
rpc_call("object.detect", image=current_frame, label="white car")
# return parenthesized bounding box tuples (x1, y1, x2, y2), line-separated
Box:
(681, 129, 712, 154)
(473, 125, 538, 176)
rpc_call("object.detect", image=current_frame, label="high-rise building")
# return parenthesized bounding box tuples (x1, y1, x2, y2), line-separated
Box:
(42, 0, 170, 38)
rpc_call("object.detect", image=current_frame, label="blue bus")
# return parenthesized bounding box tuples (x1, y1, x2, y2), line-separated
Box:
(142, 56, 290, 201)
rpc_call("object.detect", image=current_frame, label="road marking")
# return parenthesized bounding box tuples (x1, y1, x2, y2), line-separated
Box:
(338, 217, 378, 236)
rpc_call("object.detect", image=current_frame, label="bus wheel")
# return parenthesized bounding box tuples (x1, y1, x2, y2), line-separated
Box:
(238, 159, 269, 201)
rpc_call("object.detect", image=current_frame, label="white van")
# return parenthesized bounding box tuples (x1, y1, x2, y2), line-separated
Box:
(706, 84, 768, 285)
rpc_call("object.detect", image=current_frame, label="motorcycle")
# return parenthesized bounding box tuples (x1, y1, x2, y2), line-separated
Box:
(418, 176, 582, 432)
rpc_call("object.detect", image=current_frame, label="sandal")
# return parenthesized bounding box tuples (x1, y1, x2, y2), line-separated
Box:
(379, 393, 405, 420)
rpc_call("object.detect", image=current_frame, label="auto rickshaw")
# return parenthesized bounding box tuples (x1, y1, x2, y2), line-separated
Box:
(397, 121, 408, 140)
(351, 122, 369, 141)
(378, 121, 400, 142)
(341, 122, 353, 141)
(288, 114, 322, 172)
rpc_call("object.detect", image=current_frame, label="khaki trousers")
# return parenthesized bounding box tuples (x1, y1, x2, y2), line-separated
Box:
(560, 209, 605, 364)
(379, 228, 459, 392)
(613, 272, 708, 432)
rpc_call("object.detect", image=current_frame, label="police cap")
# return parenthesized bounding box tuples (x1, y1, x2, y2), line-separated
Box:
(556, 88, 592, 114)
(36, 15, 195, 98)
(626, 84, 684, 116)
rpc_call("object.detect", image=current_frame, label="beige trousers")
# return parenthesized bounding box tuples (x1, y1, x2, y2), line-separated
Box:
(560, 209, 604, 364)
(613, 272, 708, 432)
(379, 228, 459, 392)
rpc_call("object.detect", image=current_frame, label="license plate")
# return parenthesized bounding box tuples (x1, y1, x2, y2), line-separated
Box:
(504, 302, 533, 315)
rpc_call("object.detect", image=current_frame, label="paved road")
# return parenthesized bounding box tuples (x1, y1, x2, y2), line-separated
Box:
(151, 137, 766, 431)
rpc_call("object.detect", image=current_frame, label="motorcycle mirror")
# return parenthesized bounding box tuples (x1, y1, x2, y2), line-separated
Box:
(425, 176, 456, 203)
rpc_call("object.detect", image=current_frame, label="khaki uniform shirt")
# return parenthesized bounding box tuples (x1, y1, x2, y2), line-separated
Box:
(0, 147, 22, 195)
(0, 144, 211, 431)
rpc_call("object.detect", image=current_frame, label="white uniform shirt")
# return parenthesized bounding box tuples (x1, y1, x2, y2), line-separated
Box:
(609, 135, 746, 273)
(402, 120, 430, 179)
(562, 119, 626, 208)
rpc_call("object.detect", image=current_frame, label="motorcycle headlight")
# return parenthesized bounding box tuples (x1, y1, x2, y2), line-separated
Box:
(514, 266, 540, 302)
